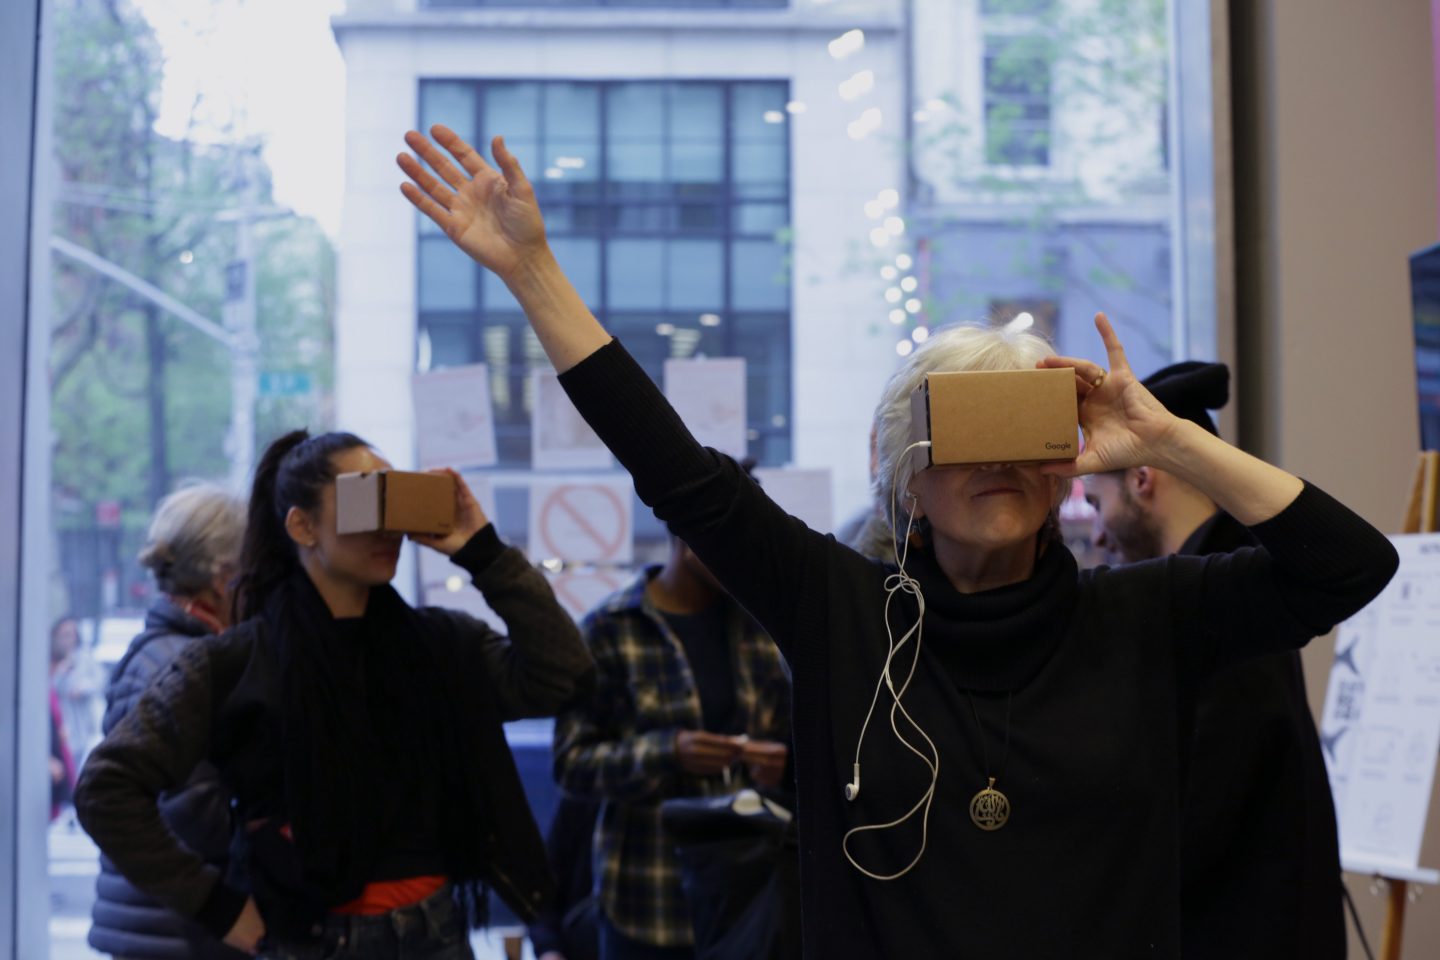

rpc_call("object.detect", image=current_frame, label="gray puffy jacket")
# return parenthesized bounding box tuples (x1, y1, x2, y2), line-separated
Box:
(88, 598, 247, 960)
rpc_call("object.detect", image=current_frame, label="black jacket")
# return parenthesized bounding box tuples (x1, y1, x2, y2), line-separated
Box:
(557, 339, 1398, 959)
(76, 530, 595, 943)
(1178, 511, 1346, 958)
(88, 598, 247, 960)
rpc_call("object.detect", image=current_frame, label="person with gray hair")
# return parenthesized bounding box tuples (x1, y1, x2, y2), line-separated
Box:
(89, 482, 248, 960)
(397, 125, 1398, 958)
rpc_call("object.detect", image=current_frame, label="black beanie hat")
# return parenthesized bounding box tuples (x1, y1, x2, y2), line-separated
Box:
(1140, 360, 1229, 436)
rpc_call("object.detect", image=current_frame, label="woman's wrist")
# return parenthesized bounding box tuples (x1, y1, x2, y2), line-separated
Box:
(1143, 417, 1212, 477)
(503, 246, 563, 300)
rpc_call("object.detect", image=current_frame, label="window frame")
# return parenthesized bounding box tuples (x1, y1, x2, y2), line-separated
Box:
(415, 77, 794, 467)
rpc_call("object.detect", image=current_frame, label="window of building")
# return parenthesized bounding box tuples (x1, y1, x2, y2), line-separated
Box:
(983, 32, 1054, 168)
(980, 0, 1055, 15)
(423, 0, 789, 9)
(417, 79, 793, 466)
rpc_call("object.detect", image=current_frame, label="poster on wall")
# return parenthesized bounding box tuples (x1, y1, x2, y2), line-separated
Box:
(412, 364, 498, 469)
(1318, 532, 1440, 882)
(532, 369, 613, 471)
(528, 476, 635, 566)
(664, 357, 747, 460)
(753, 467, 834, 534)
(546, 568, 629, 621)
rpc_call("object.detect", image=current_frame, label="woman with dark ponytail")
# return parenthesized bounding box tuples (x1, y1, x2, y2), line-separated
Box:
(76, 430, 595, 959)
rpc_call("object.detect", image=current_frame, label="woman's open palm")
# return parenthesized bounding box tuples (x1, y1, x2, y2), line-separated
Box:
(398, 125, 547, 281)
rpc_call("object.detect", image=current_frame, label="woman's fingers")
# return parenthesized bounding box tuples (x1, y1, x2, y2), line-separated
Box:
(396, 152, 457, 211)
(491, 136, 534, 200)
(1039, 354, 1107, 385)
(432, 124, 495, 177)
(399, 181, 452, 232)
(404, 129, 474, 190)
(1094, 312, 1131, 374)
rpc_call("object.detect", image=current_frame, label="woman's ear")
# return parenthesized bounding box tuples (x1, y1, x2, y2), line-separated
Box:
(284, 506, 318, 549)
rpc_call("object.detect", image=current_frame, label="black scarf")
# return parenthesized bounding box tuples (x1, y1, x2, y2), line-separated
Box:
(256, 570, 493, 933)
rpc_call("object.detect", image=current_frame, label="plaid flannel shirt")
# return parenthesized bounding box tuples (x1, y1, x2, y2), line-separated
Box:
(552, 566, 791, 948)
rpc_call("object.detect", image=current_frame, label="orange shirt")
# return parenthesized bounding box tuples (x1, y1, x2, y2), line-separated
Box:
(332, 874, 448, 916)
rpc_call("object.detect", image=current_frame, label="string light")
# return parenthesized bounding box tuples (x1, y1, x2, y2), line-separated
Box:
(878, 189, 899, 209)
(904, 298, 922, 314)
(869, 227, 891, 247)
(896, 253, 913, 270)
(884, 287, 902, 303)
(880, 265, 898, 280)
(896, 340, 914, 357)
(900, 276, 917, 292)
(889, 309, 906, 324)
(884, 216, 905, 236)
(1004, 312, 1035, 334)
(847, 107, 882, 140)
(864, 199, 886, 219)
(912, 326, 930, 343)
(786, 100, 808, 114)
(828, 29, 865, 60)
(763, 110, 785, 124)
(839, 69, 875, 101)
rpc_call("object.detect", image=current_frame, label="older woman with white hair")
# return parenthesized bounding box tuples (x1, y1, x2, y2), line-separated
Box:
(397, 126, 1398, 958)
(89, 483, 249, 960)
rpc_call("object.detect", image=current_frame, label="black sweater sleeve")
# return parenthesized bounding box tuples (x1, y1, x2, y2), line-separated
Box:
(559, 339, 845, 664)
(437, 525, 596, 720)
(1170, 483, 1398, 679)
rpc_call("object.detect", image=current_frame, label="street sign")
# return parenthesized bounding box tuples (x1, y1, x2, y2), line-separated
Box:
(258, 371, 313, 397)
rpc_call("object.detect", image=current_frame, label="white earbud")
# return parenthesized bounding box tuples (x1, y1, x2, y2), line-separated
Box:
(845, 763, 861, 801)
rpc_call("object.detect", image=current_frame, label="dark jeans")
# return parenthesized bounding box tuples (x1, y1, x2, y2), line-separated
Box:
(598, 916, 693, 960)
(258, 885, 474, 960)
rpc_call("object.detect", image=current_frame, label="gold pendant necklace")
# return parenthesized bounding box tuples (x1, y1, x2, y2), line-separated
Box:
(969, 776, 1010, 830)
(964, 691, 1013, 831)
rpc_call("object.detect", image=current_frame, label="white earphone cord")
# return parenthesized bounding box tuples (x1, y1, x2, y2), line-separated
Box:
(841, 440, 941, 881)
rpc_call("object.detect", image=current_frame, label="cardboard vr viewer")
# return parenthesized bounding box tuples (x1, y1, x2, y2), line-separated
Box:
(909, 367, 1079, 470)
(336, 470, 456, 536)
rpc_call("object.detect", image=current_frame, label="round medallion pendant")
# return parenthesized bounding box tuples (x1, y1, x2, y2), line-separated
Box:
(969, 778, 1010, 831)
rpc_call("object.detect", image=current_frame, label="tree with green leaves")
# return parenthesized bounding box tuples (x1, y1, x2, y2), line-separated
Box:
(49, 0, 334, 614)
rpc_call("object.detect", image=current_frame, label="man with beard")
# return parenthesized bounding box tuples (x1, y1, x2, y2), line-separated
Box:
(1084, 361, 1346, 959)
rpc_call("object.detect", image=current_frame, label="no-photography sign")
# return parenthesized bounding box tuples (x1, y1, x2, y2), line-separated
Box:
(528, 477, 634, 565)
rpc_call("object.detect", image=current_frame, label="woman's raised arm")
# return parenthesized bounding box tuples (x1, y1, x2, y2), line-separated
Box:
(398, 126, 610, 372)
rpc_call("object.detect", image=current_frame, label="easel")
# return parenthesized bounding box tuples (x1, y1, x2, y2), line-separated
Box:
(1375, 451, 1440, 960)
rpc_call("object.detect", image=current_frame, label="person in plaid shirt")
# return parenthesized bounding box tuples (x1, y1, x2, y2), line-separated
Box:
(553, 530, 792, 960)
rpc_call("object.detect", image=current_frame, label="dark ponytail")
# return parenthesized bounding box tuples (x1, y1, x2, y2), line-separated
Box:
(231, 429, 369, 623)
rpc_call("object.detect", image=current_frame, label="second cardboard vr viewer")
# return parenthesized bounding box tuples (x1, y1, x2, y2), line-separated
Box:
(336, 470, 456, 536)
(909, 366, 1079, 470)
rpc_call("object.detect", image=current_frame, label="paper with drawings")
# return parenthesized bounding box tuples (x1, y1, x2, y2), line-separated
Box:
(664, 357, 747, 460)
(1319, 532, 1440, 878)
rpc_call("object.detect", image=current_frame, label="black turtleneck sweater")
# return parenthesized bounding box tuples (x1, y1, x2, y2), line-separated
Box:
(559, 340, 1398, 959)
